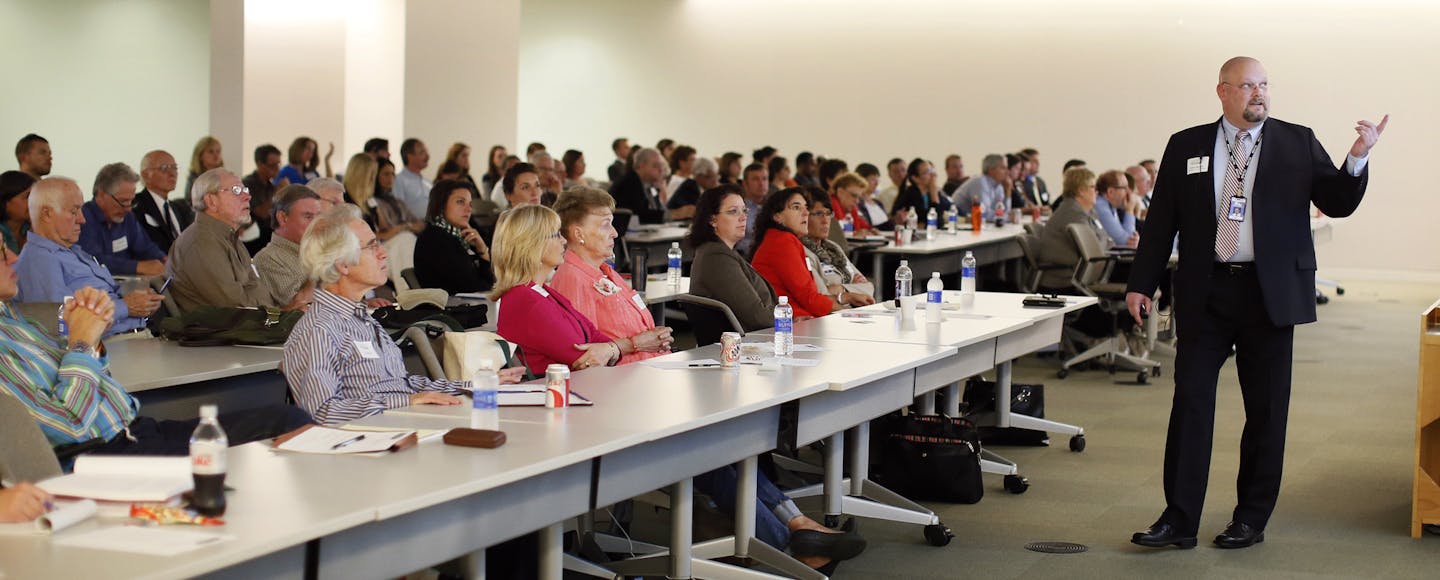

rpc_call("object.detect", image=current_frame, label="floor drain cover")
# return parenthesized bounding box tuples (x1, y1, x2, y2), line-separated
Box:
(1025, 541, 1088, 554)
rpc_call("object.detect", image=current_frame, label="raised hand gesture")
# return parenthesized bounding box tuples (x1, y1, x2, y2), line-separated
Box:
(1349, 114, 1389, 158)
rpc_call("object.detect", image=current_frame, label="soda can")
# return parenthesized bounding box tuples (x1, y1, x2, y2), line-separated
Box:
(1009, 207, 1022, 225)
(720, 332, 742, 367)
(893, 227, 906, 246)
(545, 364, 570, 408)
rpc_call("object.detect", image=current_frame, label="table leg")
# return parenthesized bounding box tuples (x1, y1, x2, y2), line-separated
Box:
(539, 523, 563, 580)
(942, 382, 961, 416)
(872, 253, 885, 299)
(671, 479, 693, 580)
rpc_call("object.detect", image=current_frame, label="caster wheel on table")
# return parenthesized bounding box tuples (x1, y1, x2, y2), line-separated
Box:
(1107, 364, 1118, 374)
(1151, 366, 1162, 377)
(1069, 435, 1086, 452)
(1004, 474, 1030, 494)
(1336, 287, 1346, 296)
(1057, 368, 1069, 379)
(924, 523, 954, 546)
(823, 514, 840, 529)
(1137, 372, 1149, 385)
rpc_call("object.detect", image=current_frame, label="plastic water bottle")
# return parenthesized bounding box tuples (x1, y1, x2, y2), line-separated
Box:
(667, 242, 682, 286)
(189, 404, 228, 516)
(55, 296, 73, 336)
(946, 207, 958, 232)
(906, 210, 918, 232)
(926, 272, 943, 322)
(960, 251, 977, 311)
(773, 296, 793, 357)
(895, 259, 913, 300)
(471, 359, 500, 431)
(926, 207, 938, 240)
(970, 201, 982, 231)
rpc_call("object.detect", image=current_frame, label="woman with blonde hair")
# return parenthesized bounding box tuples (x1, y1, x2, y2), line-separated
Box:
(184, 135, 223, 200)
(342, 154, 378, 218)
(438, 142, 476, 186)
(491, 204, 619, 373)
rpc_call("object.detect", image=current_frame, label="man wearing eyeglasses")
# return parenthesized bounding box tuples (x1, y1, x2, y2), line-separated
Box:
(133, 150, 192, 253)
(167, 168, 307, 313)
(1126, 56, 1387, 551)
(78, 162, 167, 276)
(14, 177, 163, 336)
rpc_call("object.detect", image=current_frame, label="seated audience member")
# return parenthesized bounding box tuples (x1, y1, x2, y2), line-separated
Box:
(482, 144, 507, 196)
(241, 144, 284, 254)
(275, 136, 325, 186)
(853, 163, 892, 231)
(1055, 159, 1088, 209)
(15, 133, 52, 180)
(752, 188, 869, 318)
(817, 158, 848, 191)
(342, 153, 379, 224)
(168, 169, 303, 312)
(243, 144, 283, 215)
(283, 205, 523, 425)
(953, 153, 1009, 220)
(1093, 169, 1139, 247)
(434, 160, 463, 183)
(666, 156, 714, 221)
(804, 189, 877, 298)
(752, 145, 777, 169)
(502, 162, 544, 209)
(414, 180, 494, 293)
(561, 149, 596, 190)
(529, 150, 563, 201)
(1126, 164, 1154, 217)
(528, 142, 548, 157)
(736, 163, 769, 255)
(794, 152, 819, 187)
(607, 138, 630, 184)
(891, 158, 953, 224)
(609, 147, 667, 224)
(15, 177, 162, 336)
(876, 157, 905, 211)
(307, 178, 346, 211)
(370, 157, 423, 287)
(363, 137, 390, 161)
(654, 138, 674, 162)
(438, 142, 476, 186)
(78, 163, 166, 276)
(1005, 152, 1029, 209)
(941, 154, 968, 197)
(688, 185, 776, 331)
(253, 185, 321, 310)
(490, 205, 620, 372)
(829, 172, 877, 236)
(549, 187, 674, 365)
(1035, 168, 1110, 291)
(183, 135, 224, 205)
(0, 170, 36, 253)
(133, 150, 191, 253)
(394, 138, 433, 220)
(666, 145, 697, 200)
(0, 483, 51, 524)
(1020, 147, 1050, 207)
(767, 155, 793, 193)
(718, 151, 744, 185)
(0, 269, 310, 454)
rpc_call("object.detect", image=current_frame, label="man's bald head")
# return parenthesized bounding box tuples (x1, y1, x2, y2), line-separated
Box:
(1218, 56, 1262, 82)
(1216, 56, 1270, 128)
(140, 150, 179, 195)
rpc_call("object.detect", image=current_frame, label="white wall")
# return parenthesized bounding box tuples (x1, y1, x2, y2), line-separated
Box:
(0, 0, 210, 193)
(242, 0, 347, 175)
(517, 0, 1440, 275)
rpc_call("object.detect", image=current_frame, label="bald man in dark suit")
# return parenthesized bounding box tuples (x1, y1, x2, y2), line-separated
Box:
(1126, 56, 1388, 550)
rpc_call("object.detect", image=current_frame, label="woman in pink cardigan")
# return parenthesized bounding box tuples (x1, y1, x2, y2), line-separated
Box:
(490, 205, 621, 374)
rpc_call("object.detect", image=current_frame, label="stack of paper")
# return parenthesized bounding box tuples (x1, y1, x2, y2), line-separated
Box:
(38, 456, 191, 503)
(273, 426, 416, 455)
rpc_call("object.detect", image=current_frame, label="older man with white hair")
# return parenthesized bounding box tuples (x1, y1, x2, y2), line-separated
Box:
(283, 205, 523, 425)
(133, 150, 191, 252)
(167, 168, 307, 313)
(306, 177, 346, 210)
(609, 147, 667, 223)
(14, 177, 163, 335)
(953, 153, 1010, 221)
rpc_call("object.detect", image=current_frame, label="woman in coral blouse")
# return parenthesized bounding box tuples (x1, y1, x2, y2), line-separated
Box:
(490, 205, 621, 373)
(548, 187, 673, 365)
(750, 187, 873, 318)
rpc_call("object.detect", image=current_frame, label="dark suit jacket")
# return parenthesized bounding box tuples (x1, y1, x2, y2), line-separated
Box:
(609, 170, 665, 224)
(414, 224, 494, 294)
(132, 188, 193, 253)
(1127, 117, 1367, 327)
(607, 160, 627, 184)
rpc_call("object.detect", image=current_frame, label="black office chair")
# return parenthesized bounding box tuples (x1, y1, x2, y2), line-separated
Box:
(1058, 223, 1161, 383)
(676, 296, 744, 347)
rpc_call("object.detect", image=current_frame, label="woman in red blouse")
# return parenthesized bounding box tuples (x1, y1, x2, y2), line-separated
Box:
(490, 205, 621, 374)
(749, 188, 872, 318)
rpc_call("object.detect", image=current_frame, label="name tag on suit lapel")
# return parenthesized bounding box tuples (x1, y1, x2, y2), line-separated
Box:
(1186, 156, 1210, 175)
(143, 213, 161, 227)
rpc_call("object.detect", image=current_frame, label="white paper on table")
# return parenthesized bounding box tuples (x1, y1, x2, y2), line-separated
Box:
(741, 342, 822, 352)
(275, 426, 414, 454)
(0, 500, 98, 535)
(340, 425, 446, 443)
(736, 356, 820, 367)
(54, 527, 233, 556)
(38, 456, 191, 503)
(642, 358, 723, 370)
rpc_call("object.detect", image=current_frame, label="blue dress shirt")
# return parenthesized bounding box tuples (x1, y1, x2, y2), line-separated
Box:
(1093, 195, 1136, 246)
(15, 235, 148, 335)
(78, 202, 166, 275)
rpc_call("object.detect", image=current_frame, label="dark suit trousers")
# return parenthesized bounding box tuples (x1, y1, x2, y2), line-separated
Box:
(1163, 264, 1293, 535)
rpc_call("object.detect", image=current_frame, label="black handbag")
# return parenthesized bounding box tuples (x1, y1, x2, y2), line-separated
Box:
(963, 377, 1050, 446)
(872, 412, 985, 504)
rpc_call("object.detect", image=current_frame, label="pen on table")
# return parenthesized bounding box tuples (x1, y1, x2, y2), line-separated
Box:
(330, 434, 366, 450)
(687, 362, 720, 368)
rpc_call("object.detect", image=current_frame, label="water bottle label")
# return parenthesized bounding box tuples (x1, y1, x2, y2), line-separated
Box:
(191, 441, 226, 475)
(927, 218, 937, 227)
(962, 266, 976, 278)
(668, 257, 681, 269)
(928, 290, 942, 304)
(473, 388, 498, 410)
(774, 318, 792, 333)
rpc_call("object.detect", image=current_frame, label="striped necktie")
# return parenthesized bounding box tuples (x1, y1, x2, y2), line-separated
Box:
(1214, 131, 1251, 261)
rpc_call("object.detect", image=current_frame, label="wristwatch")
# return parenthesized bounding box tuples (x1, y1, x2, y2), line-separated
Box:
(68, 340, 99, 359)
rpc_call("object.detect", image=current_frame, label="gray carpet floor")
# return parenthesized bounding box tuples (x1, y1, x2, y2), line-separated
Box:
(829, 280, 1440, 579)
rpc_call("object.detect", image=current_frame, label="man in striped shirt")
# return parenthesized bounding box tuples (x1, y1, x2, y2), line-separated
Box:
(0, 243, 310, 456)
(283, 205, 523, 425)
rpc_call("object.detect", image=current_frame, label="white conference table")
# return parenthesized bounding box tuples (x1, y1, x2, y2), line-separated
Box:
(105, 336, 288, 420)
(623, 224, 691, 271)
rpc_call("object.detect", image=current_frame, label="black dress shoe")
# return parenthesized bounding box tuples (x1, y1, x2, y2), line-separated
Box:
(789, 529, 867, 560)
(1214, 521, 1264, 549)
(1131, 522, 1198, 549)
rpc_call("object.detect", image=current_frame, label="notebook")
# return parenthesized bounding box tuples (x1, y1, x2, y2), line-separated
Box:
(38, 456, 191, 503)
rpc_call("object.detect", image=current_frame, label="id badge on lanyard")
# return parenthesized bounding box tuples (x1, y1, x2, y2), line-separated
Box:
(1226, 196, 1248, 222)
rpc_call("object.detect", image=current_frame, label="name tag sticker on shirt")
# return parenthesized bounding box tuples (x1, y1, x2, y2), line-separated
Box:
(1186, 156, 1210, 175)
(250, 263, 260, 279)
(354, 341, 380, 359)
(111, 237, 128, 252)
(630, 293, 647, 312)
(143, 214, 161, 227)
